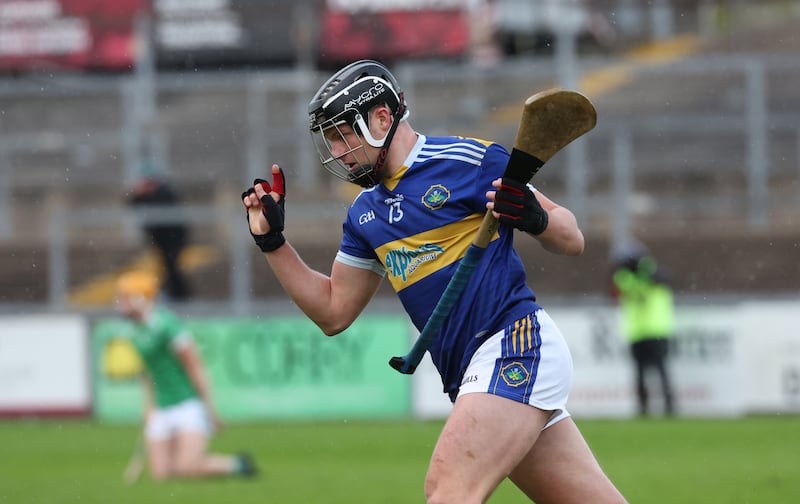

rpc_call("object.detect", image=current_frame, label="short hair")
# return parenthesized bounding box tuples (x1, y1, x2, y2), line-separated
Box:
(116, 271, 160, 300)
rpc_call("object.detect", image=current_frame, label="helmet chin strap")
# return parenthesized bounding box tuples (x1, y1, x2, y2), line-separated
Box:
(354, 93, 407, 188)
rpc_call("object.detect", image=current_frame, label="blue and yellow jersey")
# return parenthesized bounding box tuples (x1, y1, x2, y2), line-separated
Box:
(337, 134, 540, 396)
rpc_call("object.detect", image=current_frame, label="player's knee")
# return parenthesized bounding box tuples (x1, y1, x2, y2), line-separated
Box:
(425, 470, 481, 504)
(172, 458, 202, 478)
(424, 467, 448, 504)
(149, 465, 172, 481)
(426, 488, 481, 504)
(423, 472, 437, 502)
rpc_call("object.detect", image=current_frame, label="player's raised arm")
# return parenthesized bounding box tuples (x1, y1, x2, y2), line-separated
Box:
(241, 165, 382, 335)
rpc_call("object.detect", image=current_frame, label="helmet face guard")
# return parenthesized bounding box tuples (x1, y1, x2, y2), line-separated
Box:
(308, 60, 408, 188)
(309, 109, 378, 187)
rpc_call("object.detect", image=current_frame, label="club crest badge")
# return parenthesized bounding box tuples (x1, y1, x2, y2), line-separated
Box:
(500, 361, 530, 387)
(421, 184, 450, 210)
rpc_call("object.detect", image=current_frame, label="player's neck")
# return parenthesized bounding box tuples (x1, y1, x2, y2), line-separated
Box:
(134, 303, 155, 323)
(381, 124, 417, 180)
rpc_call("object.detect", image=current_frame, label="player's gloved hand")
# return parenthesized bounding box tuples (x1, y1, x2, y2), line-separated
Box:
(492, 177, 549, 235)
(241, 164, 286, 252)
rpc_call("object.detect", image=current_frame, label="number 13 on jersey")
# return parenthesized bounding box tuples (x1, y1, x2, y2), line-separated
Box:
(389, 201, 404, 224)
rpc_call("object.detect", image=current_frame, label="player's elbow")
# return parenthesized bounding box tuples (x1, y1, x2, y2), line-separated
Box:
(564, 233, 585, 256)
(318, 320, 349, 337)
(537, 207, 584, 256)
(303, 306, 353, 336)
(312, 300, 363, 336)
(321, 326, 344, 337)
(539, 229, 584, 256)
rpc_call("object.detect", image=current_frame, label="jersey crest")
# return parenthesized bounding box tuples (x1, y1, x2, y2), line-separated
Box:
(500, 361, 531, 387)
(421, 184, 450, 210)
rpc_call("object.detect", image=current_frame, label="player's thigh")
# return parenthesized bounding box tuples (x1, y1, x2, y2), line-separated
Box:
(428, 309, 573, 499)
(171, 400, 213, 470)
(508, 417, 627, 504)
(145, 409, 176, 479)
(427, 392, 551, 499)
(173, 431, 211, 473)
(146, 437, 174, 479)
(146, 399, 212, 476)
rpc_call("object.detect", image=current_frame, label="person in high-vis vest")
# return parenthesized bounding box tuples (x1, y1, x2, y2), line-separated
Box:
(612, 252, 676, 417)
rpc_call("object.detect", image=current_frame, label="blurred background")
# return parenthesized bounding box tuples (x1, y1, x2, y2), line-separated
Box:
(1, 0, 798, 307)
(1, 1, 800, 499)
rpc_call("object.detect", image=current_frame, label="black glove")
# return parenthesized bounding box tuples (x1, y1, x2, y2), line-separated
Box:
(493, 177, 548, 235)
(242, 168, 286, 252)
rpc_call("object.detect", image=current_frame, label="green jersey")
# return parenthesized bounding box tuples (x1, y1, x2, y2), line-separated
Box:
(129, 305, 197, 408)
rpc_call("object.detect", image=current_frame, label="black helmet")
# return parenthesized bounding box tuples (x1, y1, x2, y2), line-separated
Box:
(308, 60, 409, 187)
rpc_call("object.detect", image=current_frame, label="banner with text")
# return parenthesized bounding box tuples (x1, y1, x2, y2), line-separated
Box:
(92, 315, 412, 422)
(412, 303, 766, 419)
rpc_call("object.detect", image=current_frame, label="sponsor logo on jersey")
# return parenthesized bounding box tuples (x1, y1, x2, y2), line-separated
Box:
(500, 361, 530, 387)
(358, 209, 376, 225)
(461, 374, 479, 385)
(384, 243, 444, 282)
(384, 194, 405, 205)
(421, 184, 450, 210)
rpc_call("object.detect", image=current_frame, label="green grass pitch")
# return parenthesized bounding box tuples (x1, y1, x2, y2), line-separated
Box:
(1, 416, 798, 503)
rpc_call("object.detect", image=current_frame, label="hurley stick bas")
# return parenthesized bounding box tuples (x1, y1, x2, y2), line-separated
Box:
(389, 88, 598, 374)
(122, 430, 145, 485)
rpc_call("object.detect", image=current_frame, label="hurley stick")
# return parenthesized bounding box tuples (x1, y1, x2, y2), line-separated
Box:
(389, 88, 597, 374)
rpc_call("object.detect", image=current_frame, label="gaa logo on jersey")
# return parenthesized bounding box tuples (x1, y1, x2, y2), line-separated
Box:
(421, 184, 450, 210)
(500, 361, 530, 387)
(358, 210, 376, 225)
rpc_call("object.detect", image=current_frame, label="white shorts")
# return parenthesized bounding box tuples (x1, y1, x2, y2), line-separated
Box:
(457, 309, 573, 429)
(145, 398, 212, 441)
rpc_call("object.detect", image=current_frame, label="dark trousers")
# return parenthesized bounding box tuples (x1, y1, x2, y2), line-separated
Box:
(148, 228, 190, 300)
(158, 244, 190, 300)
(630, 338, 674, 416)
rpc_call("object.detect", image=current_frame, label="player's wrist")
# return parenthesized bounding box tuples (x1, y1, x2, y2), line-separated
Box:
(526, 208, 548, 235)
(253, 231, 285, 252)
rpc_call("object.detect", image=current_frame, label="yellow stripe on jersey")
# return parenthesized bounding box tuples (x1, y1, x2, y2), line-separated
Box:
(512, 318, 519, 354)
(378, 212, 499, 292)
(383, 165, 409, 192)
(463, 137, 493, 148)
(510, 315, 534, 355)
(524, 316, 531, 352)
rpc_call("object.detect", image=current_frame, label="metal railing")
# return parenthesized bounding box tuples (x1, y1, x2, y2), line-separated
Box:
(1, 51, 799, 308)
